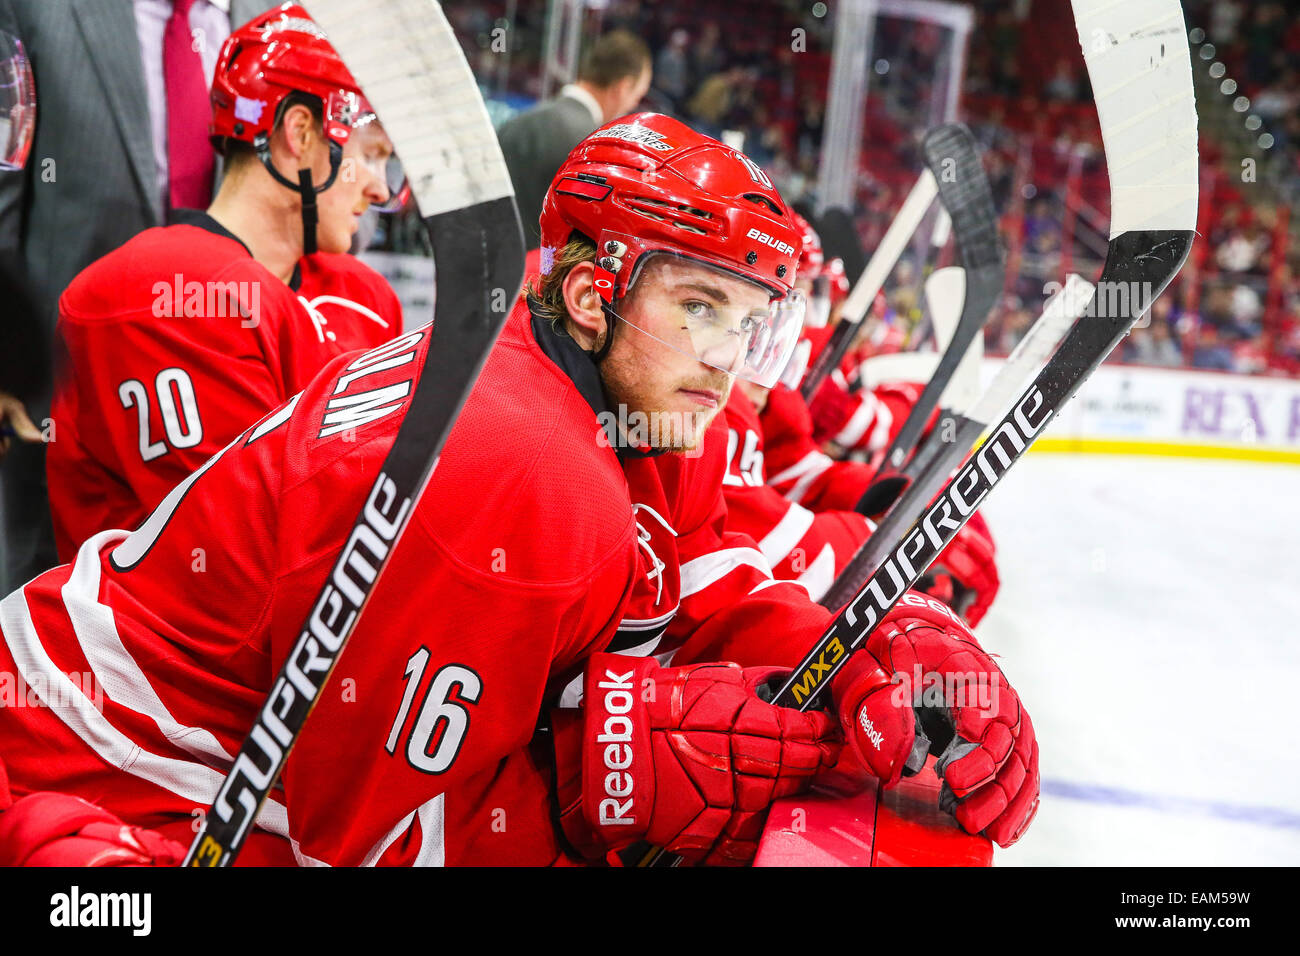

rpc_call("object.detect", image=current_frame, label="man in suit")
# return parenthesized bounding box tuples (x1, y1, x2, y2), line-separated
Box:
(0, 0, 278, 590)
(496, 29, 652, 250)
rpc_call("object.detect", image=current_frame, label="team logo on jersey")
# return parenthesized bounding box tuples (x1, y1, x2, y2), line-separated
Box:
(598, 124, 673, 152)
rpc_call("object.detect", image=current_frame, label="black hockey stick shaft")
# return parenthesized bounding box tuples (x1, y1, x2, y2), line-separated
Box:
(186, 200, 522, 867)
(785, 229, 1193, 704)
(877, 125, 1004, 473)
(835, 413, 982, 607)
(901, 409, 975, 483)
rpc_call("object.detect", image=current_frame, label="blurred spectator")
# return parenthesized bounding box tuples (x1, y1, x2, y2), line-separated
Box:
(0, 0, 278, 591)
(1208, 0, 1245, 43)
(691, 22, 727, 84)
(653, 28, 691, 108)
(1192, 325, 1236, 371)
(496, 29, 651, 249)
(1127, 303, 1182, 368)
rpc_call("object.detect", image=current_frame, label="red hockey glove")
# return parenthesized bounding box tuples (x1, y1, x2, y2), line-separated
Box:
(807, 375, 858, 446)
(553, 653, 842, 866)
(922, 511, 1000, 627)
(0, 792, 187, 866)
(830, 593, 1039, 847)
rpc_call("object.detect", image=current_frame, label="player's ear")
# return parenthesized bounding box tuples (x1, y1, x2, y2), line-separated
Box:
(562, 261, 608, 350)
(279, 103, 321, 167)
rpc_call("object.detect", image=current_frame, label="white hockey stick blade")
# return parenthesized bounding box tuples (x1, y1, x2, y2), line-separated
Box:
(930, 206, 953, 250)
(967, 274, 1093, 425)
(305, 0, 514, 217)
(938, 329, 982, 417)
(854, 352, 942, 391)
(840, 169, 937, 325)
(1072, 0, 1198, 237)
(924, 266, 965, 354)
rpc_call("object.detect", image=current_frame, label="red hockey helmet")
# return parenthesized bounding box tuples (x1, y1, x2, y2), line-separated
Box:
(792, 210, 824, 277)
(825, 257, 850, 308)
(210, 3, 407, 214)
(539, 113, 807, 387)
(790, 211, 834, 328)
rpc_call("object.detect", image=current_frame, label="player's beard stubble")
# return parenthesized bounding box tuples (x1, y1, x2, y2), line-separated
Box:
(598, 325, 734, 454)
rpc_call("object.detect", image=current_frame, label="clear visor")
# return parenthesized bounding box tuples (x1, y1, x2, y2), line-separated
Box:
(0, 32, 34, 171)
(331, 91, 410, 213)
(611, 251, 806, 389)
(777, 337, 813, 391)
(797, 273, 832, 329)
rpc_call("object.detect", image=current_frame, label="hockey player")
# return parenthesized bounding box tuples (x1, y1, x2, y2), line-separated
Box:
(0, 115, 1036, 866)
(45, 4, 404, 561)
(537, 116, 1034, 854)
(720, 216, 999, 622)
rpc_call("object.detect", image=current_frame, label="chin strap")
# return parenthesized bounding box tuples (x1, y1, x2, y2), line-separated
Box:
(594, 302, 621, 363)
(255, 134, 344, 256)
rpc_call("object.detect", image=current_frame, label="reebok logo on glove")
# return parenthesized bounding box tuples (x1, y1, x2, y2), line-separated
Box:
(858, 709, 884, 750)
(595, 669, 637, 827)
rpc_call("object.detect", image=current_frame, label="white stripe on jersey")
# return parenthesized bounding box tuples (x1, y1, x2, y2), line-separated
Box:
(290, 792, 445, 867)
(618, 606, 680, 632)
(796, 543, 837, 602)
(757, 502, 815, 566)
(62, 531, 234, 767)
(768, 449, 835, 504)
(834, 391, 881, 448)
(679, 547, 772, 598)
(864, 398, 895, 452)
(0, 531, 290, 840)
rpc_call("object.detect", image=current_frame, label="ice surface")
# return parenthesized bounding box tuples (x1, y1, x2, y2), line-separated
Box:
(976, 452, 1300, 865)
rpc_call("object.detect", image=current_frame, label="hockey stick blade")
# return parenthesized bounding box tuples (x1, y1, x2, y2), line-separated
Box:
(778, 0, 1197, 709)
(186, 0, 524, 867)
(832, 276, 1094, 607)
(799, 169, 937, 402)
(877, 124, 1004, 473)
(902, 274, 1092, 484)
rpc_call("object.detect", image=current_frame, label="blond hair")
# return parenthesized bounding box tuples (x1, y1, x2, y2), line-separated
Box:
(528, 233, 598, 331)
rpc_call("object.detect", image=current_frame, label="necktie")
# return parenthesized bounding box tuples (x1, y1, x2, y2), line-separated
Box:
(164, 0, 215, 211)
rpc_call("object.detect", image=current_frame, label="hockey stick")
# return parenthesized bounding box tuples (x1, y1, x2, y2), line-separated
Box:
(830, 275, 1095, 608)
(841, 269, 960, 398)
(901, 273, 1091, 486)
(898, 205, 953, 351)
(875, 125, 1005, 474)
(185, 0, 523, 867)
(779, 0, 1197, 697)
(889, 279, 984, 489)
(799, 168, 938, 402)
(844, 266, 965, 394)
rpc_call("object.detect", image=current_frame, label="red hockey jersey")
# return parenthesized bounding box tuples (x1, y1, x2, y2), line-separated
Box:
(716, 389, 872, 602)
(46, 212, 400, 561)
(1, 297, 833, 866)
(762, 383, 882, 512)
